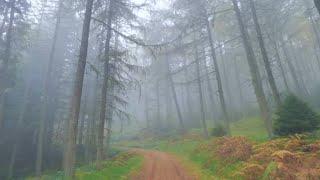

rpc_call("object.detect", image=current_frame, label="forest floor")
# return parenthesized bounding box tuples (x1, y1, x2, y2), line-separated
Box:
(31, 117, 320, 179)
(119, 117, 320, 179)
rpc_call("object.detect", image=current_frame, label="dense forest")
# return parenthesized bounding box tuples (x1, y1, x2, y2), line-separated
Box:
(1, 0, 320, 179)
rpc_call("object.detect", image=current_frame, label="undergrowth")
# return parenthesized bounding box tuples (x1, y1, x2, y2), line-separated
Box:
(27, 152, 143, 180)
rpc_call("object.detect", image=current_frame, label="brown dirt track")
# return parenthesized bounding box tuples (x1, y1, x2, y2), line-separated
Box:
(131, 150, 198, 180)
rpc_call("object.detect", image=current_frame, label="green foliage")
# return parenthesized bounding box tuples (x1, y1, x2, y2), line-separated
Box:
(27, 153, 143, 180)
(262, 162, 277, 180)
(274, 94, 319, 136)
(210, 124, 227, 137)
(231, 117, 268, 142)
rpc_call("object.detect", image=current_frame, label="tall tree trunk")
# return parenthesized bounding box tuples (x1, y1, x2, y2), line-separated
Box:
(165, 79, 172, 128)
(105, 30, 119, 157)
(182, 55, 193, 122)
(144, 89, 150, 129)
(165, 55, 185, 132)
(304, 0, 320, 70)
(205, 18, 230, 134)
(219, 45, 233, 120)
(195, 46, 209, 138)
(0, 6, 8, 35)
(315, 0, 320, 15)
(231, 0, 272, 138)
(274, 42, 290, 92)
(203, 56, 217, 123)
(234, 57, 246, 118)
(105, 83, 115, 156)
(78, 86, 88, 145)
(2, 0, 14, 75)
(63, 0, 94, 177)
(96, 0, 114, 169)
(156, 80, 161, 126)
(0, 0, 15, 130)
(288, 41, 310, 96)
(249, 0, 282, 107)
(36, 1, 62, 176)
(280, 38, 305, 96)
(7, 83, 31, 180)
(85, 74, 99, 163)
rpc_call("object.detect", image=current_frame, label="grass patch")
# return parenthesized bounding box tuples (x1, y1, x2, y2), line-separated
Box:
(231, 117, 268, 142)
(27, 153, 143, 180)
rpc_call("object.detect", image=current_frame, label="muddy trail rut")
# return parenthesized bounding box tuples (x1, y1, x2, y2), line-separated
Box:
(131, 150, 198, 180)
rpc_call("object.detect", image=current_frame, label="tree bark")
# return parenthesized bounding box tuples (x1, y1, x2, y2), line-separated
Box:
(78, 86, 88, 145)
(63, 0, 94, 177)
(219, 45, 233, 119)
(0, 0, 15, 130)
(156, 80, 161, 126)
(274, 42, 290, 92)
(96, 0, 114, 169)
(165, 55, 185, 132)
(205, 18, 230, 134)
(203, 55, 217, 123)
(85, 74, 99, 163)
(7, 83, 31, 180)
(280, 38, 305, 96)
(249, 0, 282, 107)
(234, 56, 246, 118)
(232, 0, 272, 138)
(144, 89, 150, 129)
(182, 55, 193, 122)
(195, 45, 209, 138)
(36, 1, 63, 176)
(315, 0, 320, 15)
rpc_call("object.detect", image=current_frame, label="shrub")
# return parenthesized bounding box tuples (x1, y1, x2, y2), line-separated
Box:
(274, 94, 319, 136)
(215, 136, 253, 162)
(210, 124, 227, 137)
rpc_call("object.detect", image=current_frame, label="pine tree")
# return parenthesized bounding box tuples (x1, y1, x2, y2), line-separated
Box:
(274, 94, 319, 136)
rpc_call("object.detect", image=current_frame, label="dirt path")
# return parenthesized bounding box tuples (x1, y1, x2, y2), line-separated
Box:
(131, 149, 198, 180)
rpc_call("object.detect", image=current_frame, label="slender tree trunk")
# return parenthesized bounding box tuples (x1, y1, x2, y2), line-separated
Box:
(205, 18, 230, 134)
(182, 55, 193, 122)
(304, 0, 320, 70)
(85, 74, 99, 163)
(2, 0, 14, 73)
(203, 56, 217, 123)
(195, 46, 209, 138)
(0, 90, 6, 129)
(78, 86, 88, 145)
(249, 0, 282, 107)
(274, 42, 290, 92)
(165, 79, 172, 127)
(105, 30, 119, 157)
(165, 55, 185, 132)
(0, 0, 15, 130)
(315, 0, 320, 15)
(232, 0, 272, 138)
(280, 38, 305, 96)
(7, 83, 31, 180)
(36, 1, 62, 176)
(144, 89, 150, 129)
(63, 0, 94, 177)
(105, 85, 115, 156)
(0, 7, 8, 35)
(234, 57, 246, 118)
(156, 80, 161, 125)
(288, 42, 310, 96)
(96, 0, 114, 169)
(219, 45, 233, 120)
